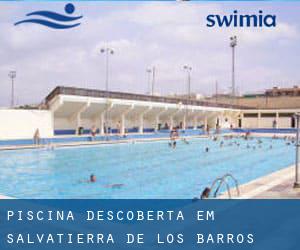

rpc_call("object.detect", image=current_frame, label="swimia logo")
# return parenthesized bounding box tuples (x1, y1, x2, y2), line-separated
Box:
(14, 3, 83, 29)
(206, 10, 276, 28)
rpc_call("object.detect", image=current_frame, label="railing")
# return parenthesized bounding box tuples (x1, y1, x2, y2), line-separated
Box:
(209, 173, 240, 198)
(45, 86, 251, 109)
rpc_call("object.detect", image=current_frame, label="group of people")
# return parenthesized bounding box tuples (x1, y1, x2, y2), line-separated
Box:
(211, 131, 298, 154)
(168, 128, 191, 148)
(210, 133, 282, 150)
(82, 121, 127, 140)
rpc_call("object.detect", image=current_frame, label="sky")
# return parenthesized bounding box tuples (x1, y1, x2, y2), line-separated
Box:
(1, 1, 300, 107)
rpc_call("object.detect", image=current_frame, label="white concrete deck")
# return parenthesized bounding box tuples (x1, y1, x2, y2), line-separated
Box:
(0, 134, 211, 151)
(219, 165, 300, 199)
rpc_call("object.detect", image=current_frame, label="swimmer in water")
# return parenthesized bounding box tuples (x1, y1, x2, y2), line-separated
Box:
(105, 184, 124, 189)
(205, 147, 209, 153)
(182, 138, 190, 145)
(90, 174, 96, 183)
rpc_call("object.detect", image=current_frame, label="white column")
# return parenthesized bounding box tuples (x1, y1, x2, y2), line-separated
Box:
(71, 102, 90, 135)
(139, 114, 144, 134)
(119, 105, 134, 135)
(138, 107, 152, 134)
(182, 115, 186, 130)
(169, 116, 174, 130)
(193, 116, 198, 129)
(99, 112, 105, 135)
(121, 113, 125, 135)
(257, 112, 261, 128)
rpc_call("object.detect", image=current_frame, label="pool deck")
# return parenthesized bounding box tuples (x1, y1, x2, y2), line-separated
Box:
(0, 131, 296, 151)
(0, 194, 13, 199)
(0, 134, 211, 151)
(219, 165, 300, 199)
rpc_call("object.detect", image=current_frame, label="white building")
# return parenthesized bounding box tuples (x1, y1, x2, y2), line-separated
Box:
(0, 86, 299, 140)
(47, 87, 239, 136)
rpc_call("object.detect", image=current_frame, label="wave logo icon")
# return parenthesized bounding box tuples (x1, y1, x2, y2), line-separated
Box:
(14, 3, 82, 29)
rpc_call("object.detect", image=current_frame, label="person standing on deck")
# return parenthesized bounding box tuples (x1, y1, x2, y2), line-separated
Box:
(33, 128, 41, 145)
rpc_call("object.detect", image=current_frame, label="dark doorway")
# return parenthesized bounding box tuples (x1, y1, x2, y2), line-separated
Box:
(291, 117, 296, 128)
(238, 119, 242, 128)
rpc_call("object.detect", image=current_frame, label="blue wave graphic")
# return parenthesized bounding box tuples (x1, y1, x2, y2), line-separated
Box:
(14, 19, 81, 29)
(14, 4, 82, 29)
(26, 11, 82, 22)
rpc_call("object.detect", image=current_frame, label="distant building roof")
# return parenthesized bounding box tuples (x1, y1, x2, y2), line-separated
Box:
(266, 86, 300, 97)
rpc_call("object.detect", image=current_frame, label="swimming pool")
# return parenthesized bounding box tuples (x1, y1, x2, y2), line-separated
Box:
(0, 136, 295, 199)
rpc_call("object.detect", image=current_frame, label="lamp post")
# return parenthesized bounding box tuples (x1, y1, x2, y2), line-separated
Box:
(8, 71, 16, 108)
(152, 66, 156, 96)
(183, 65, 192, 130)
(100, 47, 114, 136)
(230, 36, 237, 98)
(183, 65, 192, 103)
(146, 68, 152, 95)
(294, 113, 300, 188)
(215, 80, 218, 103)
(146, 66, 156, 95)
(100, 47, 114, 93)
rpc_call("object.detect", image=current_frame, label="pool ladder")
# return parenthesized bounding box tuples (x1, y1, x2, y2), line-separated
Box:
(209, 173, 240, 198)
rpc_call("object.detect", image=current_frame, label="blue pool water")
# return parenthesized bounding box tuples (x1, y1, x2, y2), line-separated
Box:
(0, 137, 295, 199)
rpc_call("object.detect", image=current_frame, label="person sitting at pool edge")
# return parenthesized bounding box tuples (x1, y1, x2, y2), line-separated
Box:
(201, 187, 211, 199)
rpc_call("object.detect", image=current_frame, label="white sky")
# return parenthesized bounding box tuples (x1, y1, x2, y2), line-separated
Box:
(0, 1, 300, 106)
